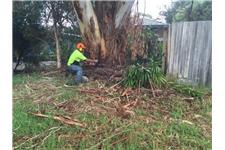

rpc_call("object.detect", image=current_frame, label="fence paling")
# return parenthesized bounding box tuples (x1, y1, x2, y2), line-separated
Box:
(166, 21, 212, 86)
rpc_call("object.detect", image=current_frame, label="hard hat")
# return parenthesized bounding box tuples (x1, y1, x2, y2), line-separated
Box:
(76, 42, 86, 49)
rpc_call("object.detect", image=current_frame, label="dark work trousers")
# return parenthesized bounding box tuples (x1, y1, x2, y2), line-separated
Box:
(68, 65, 83, 84)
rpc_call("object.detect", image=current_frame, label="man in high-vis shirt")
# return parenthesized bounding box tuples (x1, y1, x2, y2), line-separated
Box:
(65, 42, 97, 86)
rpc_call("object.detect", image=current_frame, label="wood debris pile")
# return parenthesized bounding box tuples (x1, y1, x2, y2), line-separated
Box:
(76, 83, 175, 120)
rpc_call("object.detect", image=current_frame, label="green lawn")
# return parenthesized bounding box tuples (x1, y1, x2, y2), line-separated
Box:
(13, 72, 211, 150)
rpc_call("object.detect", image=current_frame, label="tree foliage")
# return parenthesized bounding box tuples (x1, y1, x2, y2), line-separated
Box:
(161, 0, 212, 23)
(42, 1, 78, 68)
(13, 1, 80, 70)
(13, 1, 46, 68)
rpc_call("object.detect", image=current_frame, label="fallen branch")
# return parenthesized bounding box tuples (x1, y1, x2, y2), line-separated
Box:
(41, 127, 62, 145)
(25, 84, 33, 95)
(53, 115, 85, 127)
(122, 99, 138, 109)
(30, 112, 49, 118)
(14, 127, 60, 149)
(182, 120, 194, 125)
(182, 97, 194, 102)
(14, 134, 41, 149)
(24, 143, 39, 150)
(111, 136, 129, 146)
(109, 79, 123, 89)
(149, 79, 155, 97)
(29, 112, 85, 127)
(54, 100, 69, 108)
(121, 88, 129, 97)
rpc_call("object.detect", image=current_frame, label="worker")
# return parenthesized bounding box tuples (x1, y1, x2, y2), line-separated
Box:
(65, 42, 97, 86)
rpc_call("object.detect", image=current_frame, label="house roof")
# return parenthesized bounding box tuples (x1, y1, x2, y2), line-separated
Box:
(141, 17, 168, 28)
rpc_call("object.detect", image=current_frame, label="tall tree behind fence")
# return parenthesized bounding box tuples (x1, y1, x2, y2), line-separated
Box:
(166, 21, 212, 87)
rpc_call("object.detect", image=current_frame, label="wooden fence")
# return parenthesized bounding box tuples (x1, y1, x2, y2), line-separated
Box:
(166, 21, 212, 86)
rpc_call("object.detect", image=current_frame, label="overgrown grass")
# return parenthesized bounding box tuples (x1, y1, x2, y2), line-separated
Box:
(13, 72, 211, 150)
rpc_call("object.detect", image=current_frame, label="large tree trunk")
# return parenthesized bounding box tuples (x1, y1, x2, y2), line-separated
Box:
(72, 1, 134, 66)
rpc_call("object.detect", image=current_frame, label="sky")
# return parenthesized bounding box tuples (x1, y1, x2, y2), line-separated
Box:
(138, 0, 171, 21)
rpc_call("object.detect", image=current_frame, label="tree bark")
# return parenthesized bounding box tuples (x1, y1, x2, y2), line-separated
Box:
(48, 1, 64, 69)
(53, 23, 62, 69)
(72, 1, 135, 66)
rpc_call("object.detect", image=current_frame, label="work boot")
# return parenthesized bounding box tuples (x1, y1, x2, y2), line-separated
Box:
(81, 76, 89, 83)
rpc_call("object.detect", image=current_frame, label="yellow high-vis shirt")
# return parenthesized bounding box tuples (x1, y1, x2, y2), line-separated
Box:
(67, 49, 87, 66)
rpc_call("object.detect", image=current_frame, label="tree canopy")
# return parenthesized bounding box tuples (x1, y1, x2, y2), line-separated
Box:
(13, 1, 47, 68)
(13, 1, 80, 70)
(161, 0, 212, 23)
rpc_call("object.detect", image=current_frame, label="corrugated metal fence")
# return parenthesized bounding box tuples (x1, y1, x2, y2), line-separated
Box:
(166, 21, 212, 86)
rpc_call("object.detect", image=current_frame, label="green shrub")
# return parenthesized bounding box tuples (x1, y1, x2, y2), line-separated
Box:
(123, 58, 167, 88)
